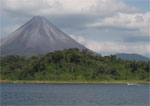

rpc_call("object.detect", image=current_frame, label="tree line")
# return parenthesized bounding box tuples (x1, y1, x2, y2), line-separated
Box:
(0, 48, 149, 81)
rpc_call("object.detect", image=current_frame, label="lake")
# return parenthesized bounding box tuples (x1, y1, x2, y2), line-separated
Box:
(1, 83, 149, 106)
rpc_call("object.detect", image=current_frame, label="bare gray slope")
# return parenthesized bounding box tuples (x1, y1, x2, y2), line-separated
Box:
(0, 16, 86, 56)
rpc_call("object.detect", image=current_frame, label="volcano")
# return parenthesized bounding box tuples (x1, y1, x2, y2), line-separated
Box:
(0, 16, 86, 56)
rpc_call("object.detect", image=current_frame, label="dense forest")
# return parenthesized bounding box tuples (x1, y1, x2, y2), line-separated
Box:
(0, 48, 149, 81)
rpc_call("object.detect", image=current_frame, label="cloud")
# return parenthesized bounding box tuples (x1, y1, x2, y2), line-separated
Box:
(86, 12, 150, 36)
(1, 25, 20, 38)
(70, 34, 150, 56)
(124, 36, 150, 43)
(1, 0, 138, 16)
(86, 41, 150, 55)
(1, 0, 149, 56)
(69, 35, 85, 44)
(1, 0, 144, 33)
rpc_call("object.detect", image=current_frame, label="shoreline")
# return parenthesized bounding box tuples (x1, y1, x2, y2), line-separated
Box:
(0, 80, 149, 84)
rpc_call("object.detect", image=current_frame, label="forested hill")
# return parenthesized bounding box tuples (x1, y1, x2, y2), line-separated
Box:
(0, 48, 149, 81)
(116, 53, 150, 61)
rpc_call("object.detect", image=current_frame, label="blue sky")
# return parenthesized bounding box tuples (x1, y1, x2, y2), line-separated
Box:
(1, 0, 150, 57)
(122, 0, 149, 11)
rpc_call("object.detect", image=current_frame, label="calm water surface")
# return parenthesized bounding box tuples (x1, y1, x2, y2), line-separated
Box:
(1, 83, 149, 106)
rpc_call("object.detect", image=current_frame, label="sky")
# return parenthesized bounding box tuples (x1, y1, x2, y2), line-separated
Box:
(0, 0, 150, 57)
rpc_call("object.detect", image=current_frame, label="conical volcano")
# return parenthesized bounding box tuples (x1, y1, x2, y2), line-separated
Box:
(0, 16, 86, 56)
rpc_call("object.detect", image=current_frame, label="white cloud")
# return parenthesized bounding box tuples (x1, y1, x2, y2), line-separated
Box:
(86, 41, 150, 55)
(86, 12, 150, 35)
(69, 34, 85, 44)
(70, 34, 150, 56)
(1, 0, 138, 16)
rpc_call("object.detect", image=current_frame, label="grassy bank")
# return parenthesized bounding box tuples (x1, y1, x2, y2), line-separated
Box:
(0, 80, 149, 84)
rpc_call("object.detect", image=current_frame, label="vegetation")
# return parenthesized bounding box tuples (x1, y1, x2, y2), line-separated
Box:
(0, 48, 149, 82)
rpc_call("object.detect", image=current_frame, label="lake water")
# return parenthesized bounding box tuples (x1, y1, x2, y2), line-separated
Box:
(1, 83, 149, 106)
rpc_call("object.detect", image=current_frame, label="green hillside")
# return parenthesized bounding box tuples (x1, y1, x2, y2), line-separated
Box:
(0, 48, 149, 82)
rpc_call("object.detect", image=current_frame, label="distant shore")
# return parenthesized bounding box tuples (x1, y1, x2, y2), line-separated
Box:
(0, 80, 149, 84)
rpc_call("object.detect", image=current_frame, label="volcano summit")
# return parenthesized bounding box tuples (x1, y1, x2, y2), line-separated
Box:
(0, 16, 86, 56)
